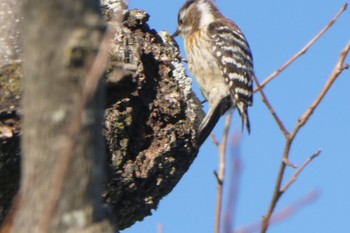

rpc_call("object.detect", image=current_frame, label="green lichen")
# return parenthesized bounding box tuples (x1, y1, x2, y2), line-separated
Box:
(0, 62, 22, 111)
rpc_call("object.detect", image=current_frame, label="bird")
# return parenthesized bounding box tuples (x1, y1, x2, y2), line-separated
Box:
(173, 0, 255, 145)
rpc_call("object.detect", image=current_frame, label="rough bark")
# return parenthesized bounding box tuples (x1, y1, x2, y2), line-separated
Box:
(0, 63, 21, 228)
(0, 1, 204, 231)
(0, 0, 22, 222)
(102, 6, 204, 229)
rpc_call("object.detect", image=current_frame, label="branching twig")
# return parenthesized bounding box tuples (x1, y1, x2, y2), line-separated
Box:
(210, 3, 348, 233)
(291, 40, 350, 138)
(260, 40, 350, 233)
(255, 3, 348, 92)
(214, 113, 232, 233)
(281, 150, 321, 192)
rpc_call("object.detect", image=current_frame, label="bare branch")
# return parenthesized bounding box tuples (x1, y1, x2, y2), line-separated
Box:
(291, 40, 350, 138)
(224, 134, 242, 233)
(281, 150, 321, 192)
(235, 189, 319, 233)
(260, 40, 350, 233)
(255, 3, 348, 92)
(268, 189, 319, 224)
(252, 76, 289, 138)
(214, 113, 232, 233)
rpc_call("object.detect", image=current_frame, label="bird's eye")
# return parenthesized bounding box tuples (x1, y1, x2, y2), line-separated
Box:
(178, 18, 183, 25)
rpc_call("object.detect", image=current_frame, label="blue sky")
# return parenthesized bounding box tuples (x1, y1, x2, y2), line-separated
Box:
(124, 1, 350, 233)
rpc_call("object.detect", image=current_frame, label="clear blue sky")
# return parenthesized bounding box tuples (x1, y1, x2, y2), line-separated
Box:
(124, 1, 350, 233)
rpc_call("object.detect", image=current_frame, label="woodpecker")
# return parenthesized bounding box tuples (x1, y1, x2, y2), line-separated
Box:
(174, 0, 254, 144)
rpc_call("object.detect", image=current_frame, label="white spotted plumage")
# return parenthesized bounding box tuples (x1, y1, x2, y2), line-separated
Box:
(175, 0, 255, 144)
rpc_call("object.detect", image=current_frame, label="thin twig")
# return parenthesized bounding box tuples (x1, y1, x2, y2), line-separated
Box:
(224, 134, 242, 233)
(281, 150, 321, 192)
(255, 3, 347, 92)
(252, 76, 289, 138)
(157, 224, 163, 233)
(211, 133, 220, 146)
(291, 40, 350, 138)
(235, 189, 319, 233)
(214, 113, 232, 233)
(260, 40, 350, 233)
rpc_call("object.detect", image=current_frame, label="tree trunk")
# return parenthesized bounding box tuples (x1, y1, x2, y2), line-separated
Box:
(10, 0, 114, 232)
(0, 1, 204, 231)
(0, 0, 22, 66)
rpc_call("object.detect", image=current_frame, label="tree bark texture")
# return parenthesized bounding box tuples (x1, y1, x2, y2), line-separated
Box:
(0, 2, 22, 223)
(102, 7, 204, 230)
(0, 0, 22, 67)
(0, 62, 21, 228)
(9, 0, 114, 232)
(0, 2, 204, 231)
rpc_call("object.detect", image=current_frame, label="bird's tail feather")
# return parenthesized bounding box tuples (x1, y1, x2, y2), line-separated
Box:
(197, 99, 250, 145)
(236, 101, 250, 134)
(197, 96, 232, 145)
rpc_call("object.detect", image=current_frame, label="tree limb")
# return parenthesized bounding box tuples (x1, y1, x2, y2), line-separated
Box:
(261, 39, 350, 233)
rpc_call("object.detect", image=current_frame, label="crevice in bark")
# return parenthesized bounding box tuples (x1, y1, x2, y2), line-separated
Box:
(0, 4, 204, 231)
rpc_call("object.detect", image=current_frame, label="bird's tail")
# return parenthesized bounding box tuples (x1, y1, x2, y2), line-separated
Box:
(197, 96, 232, 145)
(236, 101, 250, 134)
(197, 99, 250, 146)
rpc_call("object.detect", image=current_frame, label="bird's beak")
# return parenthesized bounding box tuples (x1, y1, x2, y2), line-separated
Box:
(172, 29, 180, 38)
